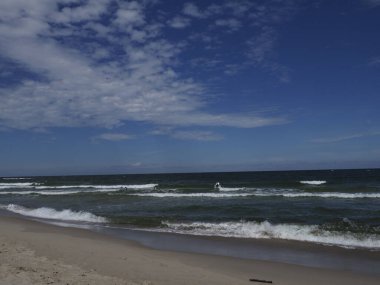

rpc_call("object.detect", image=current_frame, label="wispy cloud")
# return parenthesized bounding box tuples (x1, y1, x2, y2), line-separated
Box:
(171, 130, 223, 141)
(0, 0, 287, 132)
(94, 133, 135, 141)
(168, 16, 191, 29)
(183, 2, 205, 18)
(179, 1, 298, 81)
(151, 127, 223, 141)
(215, 18, 241, 32)
(369, 56, 380, 66)
(311, 131, 380, 143)
(364, 0, 380, 7)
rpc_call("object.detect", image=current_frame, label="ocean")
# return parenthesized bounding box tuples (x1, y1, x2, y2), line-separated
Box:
(1, 169, 380, 251)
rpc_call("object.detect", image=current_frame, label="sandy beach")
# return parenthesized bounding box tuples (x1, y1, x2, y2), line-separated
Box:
(0, 216, 379, 285)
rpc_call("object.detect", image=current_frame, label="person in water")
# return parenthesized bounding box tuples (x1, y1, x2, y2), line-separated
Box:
(214, 182, 221, 190)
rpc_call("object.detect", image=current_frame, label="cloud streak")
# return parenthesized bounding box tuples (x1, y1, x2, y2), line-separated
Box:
(311, 131, 380, 143)
(94, 133, 135, 141)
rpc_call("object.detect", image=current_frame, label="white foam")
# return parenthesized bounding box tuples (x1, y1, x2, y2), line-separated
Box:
(0, 190, 85, 195)
(214, 182, 245, 191)
(0, 182, 38, 189)
(219, 186, 246, 192)
(122, 184, 158, 190)
(257, 192, 380, 199)
(35, 184, 158, 190)
(0, 183, 159, 195)
(1, 187, 378, 199)
(129, 191, 380, 199)
(1, 204, 107, 223)
(131, 193, 252, 198)
(2, 177, 30, 180)
(300, 180, 326, 185)
(162, 221, 380, 249)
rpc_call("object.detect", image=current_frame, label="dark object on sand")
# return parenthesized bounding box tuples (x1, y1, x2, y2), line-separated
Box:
(249, 278, 273, 283)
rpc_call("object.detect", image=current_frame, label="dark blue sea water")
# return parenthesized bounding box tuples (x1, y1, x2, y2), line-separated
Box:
(1, 169, 380, 250)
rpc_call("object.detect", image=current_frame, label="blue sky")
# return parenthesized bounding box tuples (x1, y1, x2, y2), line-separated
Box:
(0, 0, 380, 176)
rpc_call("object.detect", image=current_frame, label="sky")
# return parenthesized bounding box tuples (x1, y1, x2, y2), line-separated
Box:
(0, 0, 380, 176)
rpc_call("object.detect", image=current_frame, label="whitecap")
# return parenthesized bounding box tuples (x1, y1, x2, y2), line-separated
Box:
(214, 182, 245, 192)
(131, 193, 252, 198)
(219, 186, 246, 192)
(300, 180, 327, 185)
(35, 183, 158, 190)
(256, 192, 380, 199)
(0, 183, 158, 195)
(0, 204, 107, 223)
(0, 182, 38, 189)
(161, 220, 380, 249)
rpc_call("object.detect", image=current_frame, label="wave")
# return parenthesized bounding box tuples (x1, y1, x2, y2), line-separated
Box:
(161, 221, 380, 249)
(0, 190, 88, 195)
(130, 191, 380, 199)
(255, 192, 380, 199)
(214, 182, 245, 192)
(0, 183, 158, 194)
(2, 177, 30, 180)
(300, 180, 326, 185)
(219, 186, 246, 192)
(1, 187, 378, 199)
(244, 188, 380, 199)
(122, 184, 158, 189)
(131, 193, 252, 198)
(0, 182, 39, 189)
(0, 204, 107, 223)
(33, 183, 157, 190)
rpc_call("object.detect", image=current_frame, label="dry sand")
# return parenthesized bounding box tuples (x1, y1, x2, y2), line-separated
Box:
(0, 216, 379, 285)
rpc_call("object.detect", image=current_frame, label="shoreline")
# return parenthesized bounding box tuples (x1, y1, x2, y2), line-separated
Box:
(1, 215, 379, 284)
(4, 208, 379, 275)
(85, 221, 380, 275)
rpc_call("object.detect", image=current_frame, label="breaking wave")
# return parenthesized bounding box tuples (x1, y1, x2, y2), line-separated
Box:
(266, 192, 380, 199)
(0, 182, 39, 189)
(0, 190, 90, 195)
(0, 204, 107, 223)
(300, 180, 327, 185)
(214, 182, 245, 191)
(131, 193, 252, 198)
(219, 186, 246, 192)
(0, 183, 158, 194)
(161, 221, 380, 249)
(130, 191, 380, 199)
(2, 177, 30, 180)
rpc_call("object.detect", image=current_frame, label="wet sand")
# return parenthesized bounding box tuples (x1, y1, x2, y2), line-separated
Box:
(0, 216, 379, 285)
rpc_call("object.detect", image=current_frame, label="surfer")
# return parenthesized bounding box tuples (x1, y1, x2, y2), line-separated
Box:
(214, 182, 221, 190)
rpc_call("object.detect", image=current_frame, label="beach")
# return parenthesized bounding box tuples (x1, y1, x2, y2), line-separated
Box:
(1, 216, 379, 285)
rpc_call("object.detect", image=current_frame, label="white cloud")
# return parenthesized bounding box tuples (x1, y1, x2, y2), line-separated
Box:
(114, 1, 145, 27)
(214, 18, 241, 32)
(168, 16, 191, 29)
(54, 0, 110, 23)
(0, 0, 287, 131)
(183, 2, 204, 18)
